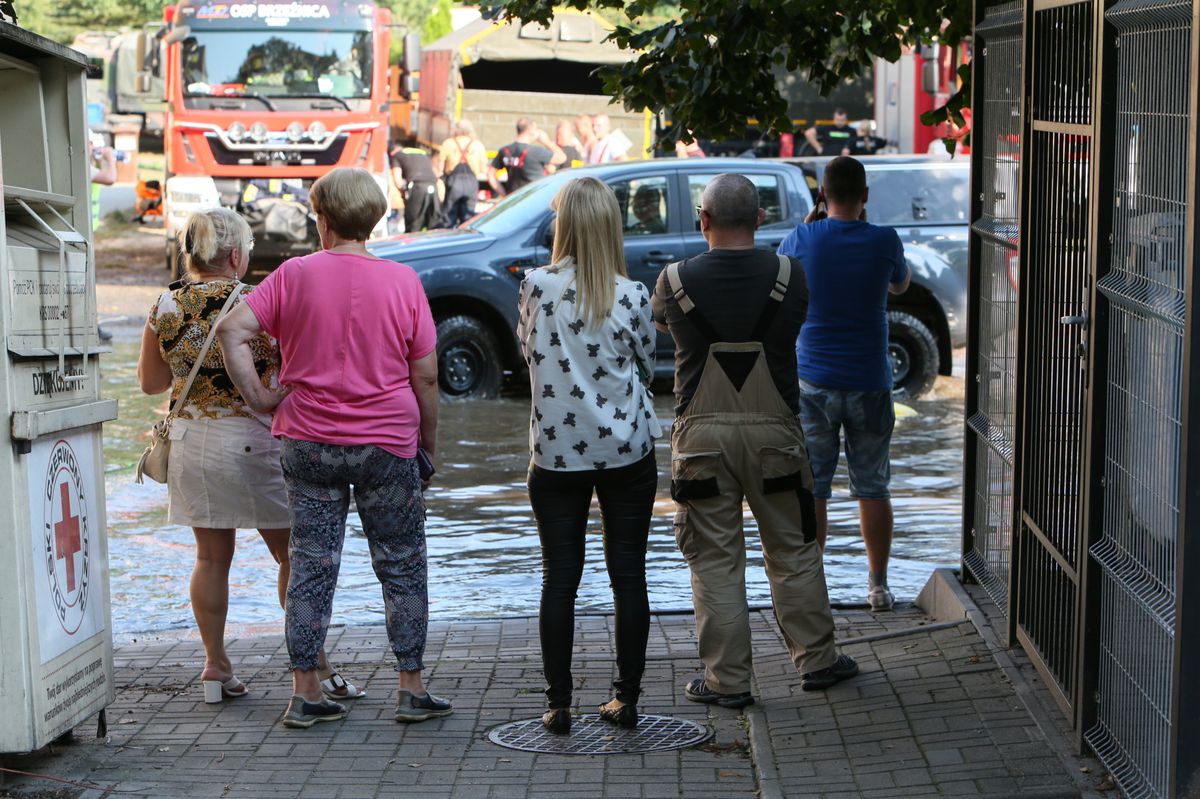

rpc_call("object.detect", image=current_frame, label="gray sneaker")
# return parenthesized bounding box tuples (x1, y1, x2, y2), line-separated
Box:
(282, 695, 347, 728)
(394, 689, 453, 723)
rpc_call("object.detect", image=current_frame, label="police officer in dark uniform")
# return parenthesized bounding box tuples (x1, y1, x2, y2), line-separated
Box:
(390, 143, 441, 232)
(803, 108, 855, 156)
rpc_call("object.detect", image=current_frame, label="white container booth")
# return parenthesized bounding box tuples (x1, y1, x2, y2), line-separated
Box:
(0, 24, 118, 752)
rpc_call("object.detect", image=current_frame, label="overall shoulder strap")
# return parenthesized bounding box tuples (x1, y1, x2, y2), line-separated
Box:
(749, 254, 792, 340)
(666, 259, 722, 343)
(665, 260, 694, 313)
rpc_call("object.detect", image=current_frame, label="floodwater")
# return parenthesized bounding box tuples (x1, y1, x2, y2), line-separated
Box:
(101, 339, 964, 641)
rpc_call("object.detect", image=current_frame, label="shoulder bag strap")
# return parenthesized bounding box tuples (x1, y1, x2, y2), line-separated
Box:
(168, 283, 242, 418)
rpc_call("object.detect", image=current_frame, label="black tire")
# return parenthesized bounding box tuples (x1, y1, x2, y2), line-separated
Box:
(435, 315, 503, 400)
(166, 237, 182, 281)
(888, 310, 939, 400)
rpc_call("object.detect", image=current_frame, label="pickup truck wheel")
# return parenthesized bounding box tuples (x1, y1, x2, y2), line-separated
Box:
(436, 315, 503, 400)
(888, 311, 938, 400)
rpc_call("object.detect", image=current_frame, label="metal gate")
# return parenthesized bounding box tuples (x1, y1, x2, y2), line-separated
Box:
(965, 0, 1200, 794)
(1014, 0, 1097, 716)
(963, 0, 1024, 617)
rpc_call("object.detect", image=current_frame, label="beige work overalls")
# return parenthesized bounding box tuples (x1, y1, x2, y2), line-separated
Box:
(667, 256, 837, 694)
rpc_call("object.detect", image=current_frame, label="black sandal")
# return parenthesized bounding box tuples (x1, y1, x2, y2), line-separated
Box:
(598, 698, 638, 728)
(542, 707, 571, 734)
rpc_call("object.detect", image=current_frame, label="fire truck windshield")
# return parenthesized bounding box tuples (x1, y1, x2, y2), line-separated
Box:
(181, 30, 373, 102)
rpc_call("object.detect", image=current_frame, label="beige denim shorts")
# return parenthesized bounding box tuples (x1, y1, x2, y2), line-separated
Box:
(167, 416, 291, 529)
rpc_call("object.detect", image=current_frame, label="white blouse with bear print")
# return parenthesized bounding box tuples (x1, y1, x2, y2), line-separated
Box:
(517, 260, 662, 471)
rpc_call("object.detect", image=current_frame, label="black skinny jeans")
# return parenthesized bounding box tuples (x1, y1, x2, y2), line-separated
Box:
(527, 453, 657, 708)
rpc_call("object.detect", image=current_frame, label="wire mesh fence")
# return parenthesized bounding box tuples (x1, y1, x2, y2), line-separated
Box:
(966, 0, 1197, 793)
(1082, 1, 1192, 796)
(965, 0, 1024, 614)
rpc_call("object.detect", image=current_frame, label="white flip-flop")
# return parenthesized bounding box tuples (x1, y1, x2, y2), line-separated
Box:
(320, 672, 365, 700)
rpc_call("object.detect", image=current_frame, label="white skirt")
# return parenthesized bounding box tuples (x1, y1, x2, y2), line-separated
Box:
(166, 416, 291, 529)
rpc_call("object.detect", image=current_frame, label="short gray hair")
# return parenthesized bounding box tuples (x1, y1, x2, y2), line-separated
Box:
(452, 118, 475, 136)
(701, 174, 759, 229)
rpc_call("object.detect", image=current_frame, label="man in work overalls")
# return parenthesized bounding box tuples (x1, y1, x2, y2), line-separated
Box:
(653, 174, 859, 708)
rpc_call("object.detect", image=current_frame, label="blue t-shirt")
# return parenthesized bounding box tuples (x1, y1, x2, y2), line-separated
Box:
(777, 219, 908, 391)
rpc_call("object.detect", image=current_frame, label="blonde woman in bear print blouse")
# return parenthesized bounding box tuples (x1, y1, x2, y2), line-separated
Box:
(517, 176, 663, 735)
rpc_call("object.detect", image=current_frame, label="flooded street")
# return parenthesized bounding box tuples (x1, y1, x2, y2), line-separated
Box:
(101, 335, 964, 641)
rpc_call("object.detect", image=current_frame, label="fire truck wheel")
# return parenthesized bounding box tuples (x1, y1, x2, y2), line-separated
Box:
(435, 315, 503, 400)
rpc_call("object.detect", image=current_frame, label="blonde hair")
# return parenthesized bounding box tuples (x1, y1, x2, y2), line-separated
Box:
(549, 177, 626, 328)
(180, 208, 250, 278)
(309, 167, 388, 241)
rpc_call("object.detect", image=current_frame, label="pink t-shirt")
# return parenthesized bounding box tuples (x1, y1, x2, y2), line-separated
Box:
(244, 251, 436, 458)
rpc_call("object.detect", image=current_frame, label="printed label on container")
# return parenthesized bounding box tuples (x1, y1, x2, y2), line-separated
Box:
(28, 433, 106, 664)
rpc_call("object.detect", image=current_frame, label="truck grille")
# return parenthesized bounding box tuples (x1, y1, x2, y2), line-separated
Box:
(204, 133, 348, 167)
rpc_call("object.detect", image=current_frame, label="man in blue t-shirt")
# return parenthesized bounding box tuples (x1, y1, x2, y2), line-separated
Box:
(777, 156, 910, 612)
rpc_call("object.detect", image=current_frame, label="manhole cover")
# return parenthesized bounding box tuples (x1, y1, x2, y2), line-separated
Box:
(487, 714, 712, 755)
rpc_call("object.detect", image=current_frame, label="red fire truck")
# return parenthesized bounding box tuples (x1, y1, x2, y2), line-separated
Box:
(129, 1, 392, 274)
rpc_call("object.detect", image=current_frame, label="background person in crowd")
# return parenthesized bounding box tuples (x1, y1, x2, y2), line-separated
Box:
(553, 120, 585, 169)
(588, 113, 632, 164)
(216, 167, 449, 730)
(575, 114, 597, 160)
(517, 176, 662, 735)
(137, 209, 357, 706)
(777, 156, 910, 612)
(803, 108, 854, 156)
(434, 118, 488, 227)
(850, 121, 888, 156)
(653, 174, 858, 709)
(674, 130, 707, 159)
(391, 140, 441, 232)
(88, 130, 117, 229)
(487, 118, 566, 197)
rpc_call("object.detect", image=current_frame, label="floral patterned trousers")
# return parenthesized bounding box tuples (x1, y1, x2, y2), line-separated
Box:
(280, 437, 428, 672)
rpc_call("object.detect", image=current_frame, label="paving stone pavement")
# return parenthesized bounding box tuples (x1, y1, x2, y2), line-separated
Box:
(0, 607, 1107, 799)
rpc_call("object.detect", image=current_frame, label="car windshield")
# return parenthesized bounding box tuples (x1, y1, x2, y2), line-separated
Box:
(465, 173, 571, 234)
(860, 164, 969, 225)
(181, 30, 372, 100)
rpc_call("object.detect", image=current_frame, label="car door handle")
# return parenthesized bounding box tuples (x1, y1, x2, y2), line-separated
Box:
(642, 251, 677, 265)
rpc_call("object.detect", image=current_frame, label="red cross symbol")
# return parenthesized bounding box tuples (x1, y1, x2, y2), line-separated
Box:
(54, 482, 82, 593)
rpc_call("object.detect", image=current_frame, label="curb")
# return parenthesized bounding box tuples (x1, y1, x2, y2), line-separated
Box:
(745, 705, 784, 799)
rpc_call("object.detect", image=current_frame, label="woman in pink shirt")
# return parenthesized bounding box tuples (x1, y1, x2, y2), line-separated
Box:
(217, 167, 450, 730)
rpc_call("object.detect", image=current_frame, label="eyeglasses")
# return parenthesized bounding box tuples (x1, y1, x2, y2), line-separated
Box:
(695, 205, 706, 216)
(247, 236, 256, 251)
